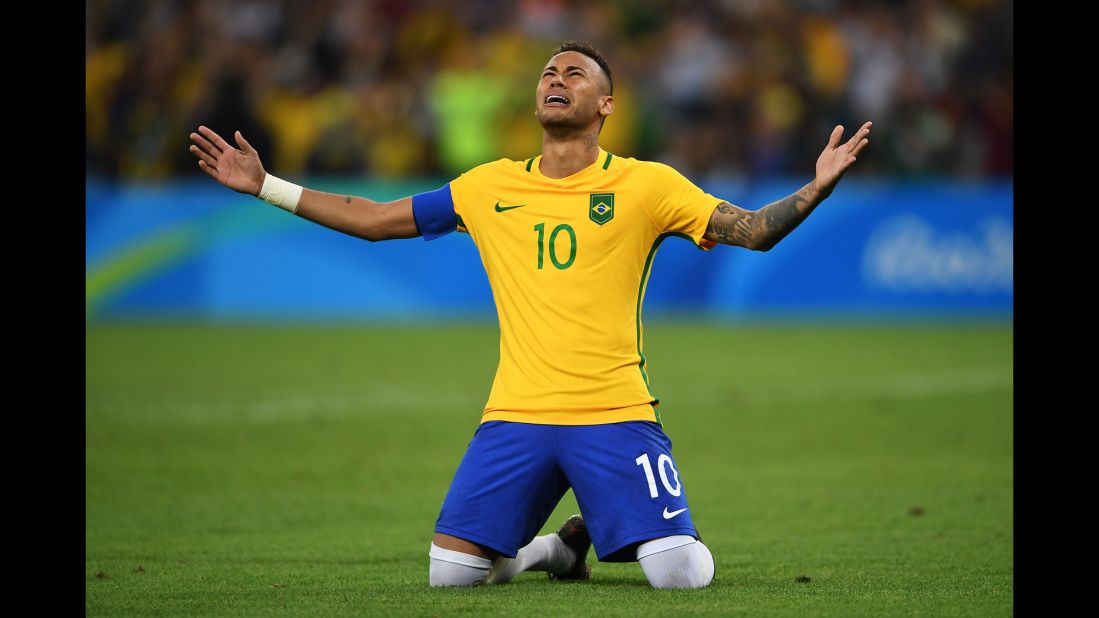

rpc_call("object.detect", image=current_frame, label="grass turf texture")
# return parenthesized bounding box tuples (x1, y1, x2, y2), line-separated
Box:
(87, 323, 1012, 616)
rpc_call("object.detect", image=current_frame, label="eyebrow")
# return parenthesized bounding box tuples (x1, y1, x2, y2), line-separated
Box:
(542, 65, 588, 74)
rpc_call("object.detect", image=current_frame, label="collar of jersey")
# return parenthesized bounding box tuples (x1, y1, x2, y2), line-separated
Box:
(529, 148, 609, 186)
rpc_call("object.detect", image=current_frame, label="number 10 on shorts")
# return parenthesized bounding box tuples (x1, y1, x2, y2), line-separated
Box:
(635, 453, 682, 498)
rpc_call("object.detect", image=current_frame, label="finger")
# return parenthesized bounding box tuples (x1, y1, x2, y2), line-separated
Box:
(850, 138, 870, 157)
(843, 125, 872, 151)
(189, 144, 218, 167)
(844, 121, 870, 148)
(198, 125, 234, 152)
(827, 125, 844, 149)
(198, 160, 219, 179)
(842, 135, 860, 152)
(190, 132, 221, 157)
(234, 130, 255, 154)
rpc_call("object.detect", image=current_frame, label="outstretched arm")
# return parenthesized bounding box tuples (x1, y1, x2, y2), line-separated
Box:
(703, 121, 872, 251)
(188, 126, 419, 242)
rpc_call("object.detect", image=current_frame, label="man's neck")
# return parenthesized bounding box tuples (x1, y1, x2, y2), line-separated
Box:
(539, 129, 600, 179)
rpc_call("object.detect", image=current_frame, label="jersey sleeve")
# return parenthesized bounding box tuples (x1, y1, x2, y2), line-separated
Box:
(449, 169, 478, 235)
(411, 166, 481, 239)
(410, 163, 491, 239)
(641, 162, 722, 250)
(411, 183, 458, 240)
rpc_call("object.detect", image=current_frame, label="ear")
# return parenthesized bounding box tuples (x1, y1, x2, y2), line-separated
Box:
(599, 95, 615, 119)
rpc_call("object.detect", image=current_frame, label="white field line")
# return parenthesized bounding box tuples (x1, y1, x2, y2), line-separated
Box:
(89, 386, 484, 424)
(791, 366, 1010, 399)
(89, 367, 1011, 424)
(675, 366, 1012, 406)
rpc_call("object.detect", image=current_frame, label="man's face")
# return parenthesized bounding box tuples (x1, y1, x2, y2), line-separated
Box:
(535, 51, 613, 132)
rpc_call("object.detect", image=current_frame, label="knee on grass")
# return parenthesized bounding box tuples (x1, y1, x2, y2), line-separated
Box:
(428, 543, 492, 587)
(637, 536, 715, 589)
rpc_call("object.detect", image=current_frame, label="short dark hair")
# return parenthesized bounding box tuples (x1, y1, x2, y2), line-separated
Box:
(552, 41, 613, 95)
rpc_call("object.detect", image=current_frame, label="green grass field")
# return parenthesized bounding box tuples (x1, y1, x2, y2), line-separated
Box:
(86, 322, 1012, 616)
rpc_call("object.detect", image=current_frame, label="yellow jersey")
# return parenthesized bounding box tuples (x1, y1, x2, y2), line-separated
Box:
(446, 148, 721, 425)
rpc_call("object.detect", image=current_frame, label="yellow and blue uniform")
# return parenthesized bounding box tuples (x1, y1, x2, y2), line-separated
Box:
(415, 148, 721, 425)
(412, 149, 722, 560)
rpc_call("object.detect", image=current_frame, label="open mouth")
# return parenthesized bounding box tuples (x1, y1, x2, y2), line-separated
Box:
(544, 94, 570, 107)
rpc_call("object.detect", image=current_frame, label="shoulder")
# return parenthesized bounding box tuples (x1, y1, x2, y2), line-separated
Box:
(613, 157, 692, 187)
(450, 158, 528, 210)
(606, 155, 679, 176)
(457, 157, 529, 183)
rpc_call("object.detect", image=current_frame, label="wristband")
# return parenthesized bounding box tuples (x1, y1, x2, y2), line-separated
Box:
(257, 173, 304, 213)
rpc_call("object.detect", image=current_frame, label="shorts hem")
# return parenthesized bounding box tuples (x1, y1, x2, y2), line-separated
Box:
(597, 527, 699, 563)
(434, 525, 518, 559)
(481, 404, 658, 426)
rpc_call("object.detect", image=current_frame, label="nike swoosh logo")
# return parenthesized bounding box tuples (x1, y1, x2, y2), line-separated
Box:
(494, 201, 526, 212)
(663, 507, 688, 520)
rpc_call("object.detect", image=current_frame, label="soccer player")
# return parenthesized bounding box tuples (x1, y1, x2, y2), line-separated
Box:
(189, 41, 871, 589)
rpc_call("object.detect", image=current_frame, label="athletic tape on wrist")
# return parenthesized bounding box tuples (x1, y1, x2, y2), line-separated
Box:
(257, 174, 303, 213)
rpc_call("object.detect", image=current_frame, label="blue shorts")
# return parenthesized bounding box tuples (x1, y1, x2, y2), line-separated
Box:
(434, 420, 699, 562)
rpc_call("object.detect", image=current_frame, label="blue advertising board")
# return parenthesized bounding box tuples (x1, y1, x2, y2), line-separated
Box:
(86, 178, 1012, 322)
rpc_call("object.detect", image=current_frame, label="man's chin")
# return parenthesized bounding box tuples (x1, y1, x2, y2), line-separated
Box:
(538, 112, 585, 132)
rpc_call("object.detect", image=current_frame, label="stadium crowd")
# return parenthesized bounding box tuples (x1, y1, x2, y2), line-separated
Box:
(86, 0, 1011, 181)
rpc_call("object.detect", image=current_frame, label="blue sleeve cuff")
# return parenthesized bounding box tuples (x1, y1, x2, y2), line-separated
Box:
(411, 184, 457, 241)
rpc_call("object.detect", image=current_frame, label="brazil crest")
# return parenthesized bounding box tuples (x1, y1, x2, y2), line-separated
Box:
(589, 193, 614, 225)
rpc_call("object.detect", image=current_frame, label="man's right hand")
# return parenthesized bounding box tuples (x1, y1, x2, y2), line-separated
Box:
(189, 126, 266, 196)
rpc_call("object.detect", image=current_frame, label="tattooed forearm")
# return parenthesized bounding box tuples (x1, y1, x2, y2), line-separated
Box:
(753, 183, 822, 251)
(706, 203, 755, 246)
(705, 183, 825, 250)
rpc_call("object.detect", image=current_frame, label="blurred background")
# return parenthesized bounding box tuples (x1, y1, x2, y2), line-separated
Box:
(86, 3, 1013, 610)
(85, 0, 1012, 321)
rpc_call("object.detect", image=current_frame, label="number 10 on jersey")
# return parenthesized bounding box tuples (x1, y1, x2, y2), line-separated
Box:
(636, 452, 682, 498)
(534, 222, 577, 270)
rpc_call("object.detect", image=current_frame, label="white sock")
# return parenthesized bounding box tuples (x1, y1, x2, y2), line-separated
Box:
(637, 535, 715, 589)
(428, 543, 493, 587)
(485, 533, 576, 584)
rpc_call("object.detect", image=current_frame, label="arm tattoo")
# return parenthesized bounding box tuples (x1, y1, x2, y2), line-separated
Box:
(706, 183, 824, 250)
(753, 183, 822, 250)
(761, 193, 808, 236)
(706, 203, 755, 247)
